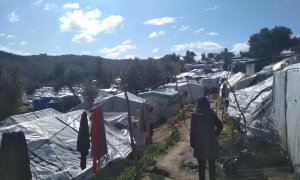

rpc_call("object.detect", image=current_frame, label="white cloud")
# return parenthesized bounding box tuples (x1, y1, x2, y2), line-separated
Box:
(33, 0, 44, 6)
(99, 39, 136, 59)
(59, 8, 123, 43)
(0, 45, 30, 55)
(179, 25, 190, 32)
(9, 43, 15, 45)
(63, 3, 80, 9)
(206, 32, 219, 36)
(81, 50, 91, 55)
(144, 17, 176, 26)
(204, 5, 220, 11)
(172, 25, 177, 29)
(231, 42, 250, 55)
(100, 15, 123, 33)
(6, 34, 16, 39)
(194, 28, 205, 33)
(171, 41, 223, 52)
(0, 33, 6, 37)
(152, 48, 159, 53)
(44, 3, 57, 11)
(7, 11, 20, 23)
(148, 31, 165, 38)
(20, 41, 27, 46)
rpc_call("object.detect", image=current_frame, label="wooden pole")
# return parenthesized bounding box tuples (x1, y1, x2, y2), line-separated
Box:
(124, 88, 138, 162)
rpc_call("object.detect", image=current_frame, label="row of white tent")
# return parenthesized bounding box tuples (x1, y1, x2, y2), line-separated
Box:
(227, 56, 300, 176)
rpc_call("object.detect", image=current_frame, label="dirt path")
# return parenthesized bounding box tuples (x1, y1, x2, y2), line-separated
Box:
(155, 118, 198, 180)
(151, 101, 296, 180)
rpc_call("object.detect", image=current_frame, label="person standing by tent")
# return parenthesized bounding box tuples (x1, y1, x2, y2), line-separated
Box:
(190, 96, 223, 180)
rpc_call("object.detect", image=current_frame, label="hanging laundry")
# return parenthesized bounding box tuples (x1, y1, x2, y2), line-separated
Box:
(0, 131, 32, 180)
(77, 111, 90, 170)
(90, 106, 108, 173)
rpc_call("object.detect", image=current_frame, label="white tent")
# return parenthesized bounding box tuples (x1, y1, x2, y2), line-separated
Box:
(199, 71, 232, 90)
(0, 109, 132, 179)
(94, 92, 145, 116)
(273, 63, 300, 176)
(165, 82, 204, 104)
(138, 89, 181, 124)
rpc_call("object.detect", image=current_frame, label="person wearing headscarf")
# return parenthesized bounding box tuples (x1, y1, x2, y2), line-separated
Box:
(190, 96, 223, 180)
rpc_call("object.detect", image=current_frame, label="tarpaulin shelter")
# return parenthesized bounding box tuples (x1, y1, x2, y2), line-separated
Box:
(228, 76, 273, 137)
(94, 92, 145, 116)
(219, 72, 247, 98)
(273, 63, 300, 176)
(199, 71, 232, 90)
(138, 89, 181, 124)
(0, 109, 132, 179)
(165, 82, 204, 104)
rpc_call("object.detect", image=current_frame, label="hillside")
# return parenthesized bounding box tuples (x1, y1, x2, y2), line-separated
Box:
(0, 51, 130, 81)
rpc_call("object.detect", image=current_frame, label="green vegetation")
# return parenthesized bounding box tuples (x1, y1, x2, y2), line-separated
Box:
(219, 116, 244, 141)
(116, 128, 180, 180)
(0, 61, 23, 120)
(246, 26, 296, 63)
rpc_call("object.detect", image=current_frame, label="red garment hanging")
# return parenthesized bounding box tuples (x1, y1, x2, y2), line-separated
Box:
(90, 106, 108, 173)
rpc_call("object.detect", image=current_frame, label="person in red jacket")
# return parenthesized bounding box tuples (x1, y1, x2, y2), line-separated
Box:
(190, 96, 223, 180)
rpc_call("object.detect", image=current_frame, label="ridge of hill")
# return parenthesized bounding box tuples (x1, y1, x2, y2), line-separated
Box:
(0, 50, 130, 80)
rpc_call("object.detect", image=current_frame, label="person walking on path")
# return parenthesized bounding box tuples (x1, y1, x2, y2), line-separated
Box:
(190, 96, 223, 180)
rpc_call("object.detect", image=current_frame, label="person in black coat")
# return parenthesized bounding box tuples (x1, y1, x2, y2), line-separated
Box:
(190, 96, 223, 180)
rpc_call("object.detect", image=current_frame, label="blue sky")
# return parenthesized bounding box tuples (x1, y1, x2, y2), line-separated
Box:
(0, 0, 299, 59)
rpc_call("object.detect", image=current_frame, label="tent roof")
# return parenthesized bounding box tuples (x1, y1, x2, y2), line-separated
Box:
(0, 108, 132, 179)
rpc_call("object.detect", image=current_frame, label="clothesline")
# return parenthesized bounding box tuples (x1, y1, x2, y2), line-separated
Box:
(30, 86, 132, 152)
(30, 102, 106, 152)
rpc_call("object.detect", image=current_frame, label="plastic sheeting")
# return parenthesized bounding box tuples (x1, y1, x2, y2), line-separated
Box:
(164, 82, 204, 104)
(273, 63, 300, 176)
(219, 72, 247, 97)
(95, 92, 145, 115)
(0, 109, 132, 180)
(199, 71, 232, 89)
(228, 76, 273, 136)
(138, 89, 180, 124)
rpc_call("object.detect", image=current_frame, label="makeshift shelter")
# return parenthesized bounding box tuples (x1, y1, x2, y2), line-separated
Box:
(138, 89, 181, 124)
(228, 76, 273, 137)
(94, 92, 144, 116)
(165, 82, 204, 104)
(218, 72, 247, 107)
(199, 71, 232, 91)
(273, 63, 300, 176)
(0, 109, 132, 179)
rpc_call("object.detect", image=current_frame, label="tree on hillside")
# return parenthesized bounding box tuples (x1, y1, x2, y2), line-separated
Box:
(201, 53, 206, 61)
(91, 60, 113, 88)
(291, 37, 300, 56)
(0, 62, 23, 120)
(248, 26, 293, 63)
(82, 82, 98, 103)
(214, 48, 235, 70)
(52, 61, 83, 96)
(207, 53, 215, 59)
(183, 50, 196, 63)
(161, 53, 180, 62)
(122, 59, 165, 93)
(160, 53, 182, 76)
(144, 59, 165, 90)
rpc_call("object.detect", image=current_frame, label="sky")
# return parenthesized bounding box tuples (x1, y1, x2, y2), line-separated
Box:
(0, 0, 299, 60)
